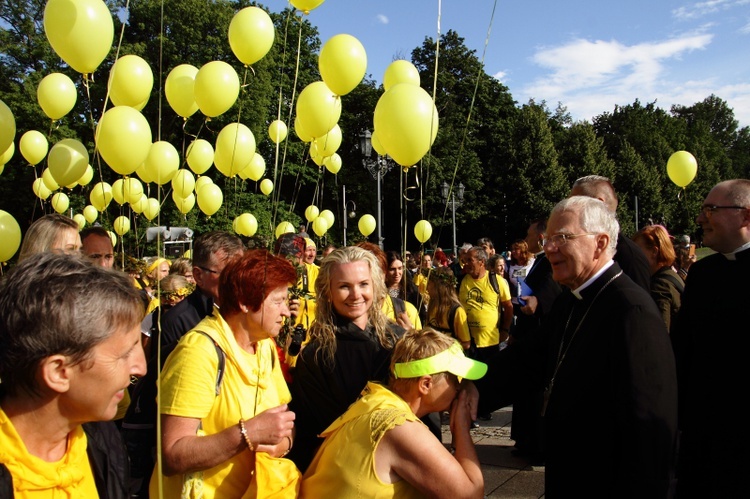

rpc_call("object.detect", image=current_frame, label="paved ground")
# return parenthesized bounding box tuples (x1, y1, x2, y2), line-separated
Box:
(441, 406, 546, 499)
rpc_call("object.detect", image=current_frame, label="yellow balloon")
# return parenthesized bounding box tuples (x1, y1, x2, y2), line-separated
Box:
(294, 116, 313, 143)
(83, 204, 98, 224)
(37, 73, 77, 120)
(260, 178, 274, 196)
(96, 106, 152, 175)
(235, 213, 258, 237)
(194, 61, 240, 118)
(324, 153, 341, 174)
(165, 64, 199, 118)
(51, 192, 69, 214)
(268, 120, 288, 144)
(304, 205, 319, 222)
(319, 209, 335, 228)
(197, 183, 223, 216)
(319, 34, 367, 96)
(77, 164, 94, 186)
(43, 0, 114, 74)
(32, 178, 52, 200)
(186, 139, 214, 174)
(0, 142, 14, 165)
(295, 81, 341, 139)
(108, 231, 117, 248)
(124, 177, 143, 205)
(172, 191, 195, 215)
(312, 216, 328, 237)
(214, 123, 255, 177)
(0, 99, 15, 154)
(0, 210, 22, 262)
(358, 214, 376, 236)
(414, 219, 432, 243)
(373, 83, 439, 167)
(275, 221, 295, 239)
(143, 197, 160, 221)
(48, 138, 89, 187)
(194, 175, 213, 193)
(667, 151, 698, 188)
(114, 215, 130, 236)
(41, 168, 60, 191)
(90, 181, 113, 211)
(290, 0, 325, 14)
(239, 153, 265, 181)
(145, 141, 179, 185)
(371, 130, 386, 156)
(0, 163, 4, 175)
(172, 169, 196, 199)
(109, 55, 153, 108)
(19, 130, 49, 165)
(309, 141, 326, 167)
(111, 178, 126, 205)
(383, 60, 420, 91)
(314, 124, 342, 157)
(228, 6, 275, 66)
(73, 213, 86, 230)
(130, 194, 147, 214)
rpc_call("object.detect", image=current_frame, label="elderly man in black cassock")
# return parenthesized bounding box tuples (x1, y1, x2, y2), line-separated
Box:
(541, 196, 677, 498)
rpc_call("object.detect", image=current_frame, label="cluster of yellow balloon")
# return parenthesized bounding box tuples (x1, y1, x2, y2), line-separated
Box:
(0, 100, 15, 166)
(667, 151, 698, 188)
(373, 60, 438, 168)
(0, 210, 22, 263)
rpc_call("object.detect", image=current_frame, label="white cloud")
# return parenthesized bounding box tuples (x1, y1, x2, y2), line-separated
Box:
(518, 33, 750, 127)
(740, 20, 750, 33)
(492, 70, 508, 83)
(376, 14, 389, 25)
(673, 0, 750, 21)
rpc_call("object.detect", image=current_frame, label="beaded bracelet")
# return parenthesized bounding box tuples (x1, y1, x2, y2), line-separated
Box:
(239, 419, 255, 452)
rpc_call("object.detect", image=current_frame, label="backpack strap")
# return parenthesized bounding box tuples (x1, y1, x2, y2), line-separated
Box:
(661, 272, 685, 294)
(391, 296, 407, 317)
(488, 271, 500, 295)
(447, 303, 460, 335)
(193, 330, 226, 396)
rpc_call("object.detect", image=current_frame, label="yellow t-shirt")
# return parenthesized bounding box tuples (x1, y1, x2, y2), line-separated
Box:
(382, 296, 423, 330)
(301, 382, 423, 499)
(149, 313, 291, 499)
(427, 305, 471, 344)
(0, 407, 98, 498)
(458, 272, 511, 347)
(295, 263, 318, 329)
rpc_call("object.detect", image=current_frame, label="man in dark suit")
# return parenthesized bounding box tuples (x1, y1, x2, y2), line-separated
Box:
(510, 218, 562, 462)
(542, 196, 677, 497)
(672, 179, 750, 498)
(571, 175, 652, 291)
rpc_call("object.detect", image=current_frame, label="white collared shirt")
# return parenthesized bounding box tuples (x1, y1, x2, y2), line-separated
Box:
(571, 260, 615, 300)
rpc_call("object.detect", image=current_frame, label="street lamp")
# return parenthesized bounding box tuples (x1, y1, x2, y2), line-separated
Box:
(441, 181, 465, 256)
(342, 185, 357, 246)
(358, 130, 394, 249)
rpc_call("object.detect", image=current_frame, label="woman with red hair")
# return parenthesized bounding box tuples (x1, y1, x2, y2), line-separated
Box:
(153, 249, 300, 498)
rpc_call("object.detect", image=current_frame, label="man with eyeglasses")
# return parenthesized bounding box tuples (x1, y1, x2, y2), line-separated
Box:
(540, 196, 677, 497)
(570, 175, 652, 291)
(671, 179, 750, 499)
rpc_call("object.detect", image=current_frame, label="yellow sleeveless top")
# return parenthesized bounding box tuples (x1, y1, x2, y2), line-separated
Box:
(301, 382, 425, 498)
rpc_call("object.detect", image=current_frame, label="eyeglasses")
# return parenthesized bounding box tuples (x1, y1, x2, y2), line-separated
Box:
(196, 265, 220, 275)
(542, 232, 597, 249)
(700, 205, 748, 219)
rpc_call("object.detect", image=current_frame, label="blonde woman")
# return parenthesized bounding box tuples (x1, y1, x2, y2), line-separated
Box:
(426, 267, 471, 350)
(17, 213, 81, 262)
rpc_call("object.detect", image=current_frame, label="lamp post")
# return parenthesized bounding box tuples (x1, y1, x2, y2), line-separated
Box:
(441, 181, 465, 256)
(358, 130, 394, 249)
(342, 185, 357, 246)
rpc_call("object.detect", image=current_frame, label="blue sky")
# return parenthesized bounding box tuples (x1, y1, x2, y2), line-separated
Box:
(271, 0, 750, 126)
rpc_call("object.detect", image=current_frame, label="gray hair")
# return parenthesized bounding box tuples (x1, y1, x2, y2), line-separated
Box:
(469, 246, 488, 263)
(551, 196, 619, 257)
(192, 231, 244, 267)
(572, 175, 618, 211)
(0, 253, 145, 398)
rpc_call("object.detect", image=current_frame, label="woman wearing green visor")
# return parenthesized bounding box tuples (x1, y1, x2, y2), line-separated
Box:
(301, 329, 486, 498)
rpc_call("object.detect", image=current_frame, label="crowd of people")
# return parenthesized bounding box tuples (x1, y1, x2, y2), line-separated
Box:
(1, 176, 747, 498)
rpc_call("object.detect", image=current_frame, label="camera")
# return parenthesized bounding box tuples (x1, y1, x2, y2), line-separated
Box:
(287, 324, 307, 356)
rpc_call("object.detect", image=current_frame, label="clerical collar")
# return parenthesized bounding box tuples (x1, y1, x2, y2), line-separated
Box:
(571, 260, 615, 300)
(723, 241, 750, 261)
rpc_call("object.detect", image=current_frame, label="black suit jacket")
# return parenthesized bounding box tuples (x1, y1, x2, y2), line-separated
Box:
(615, 234, 651, 292)
(543, 263, 677, 498)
